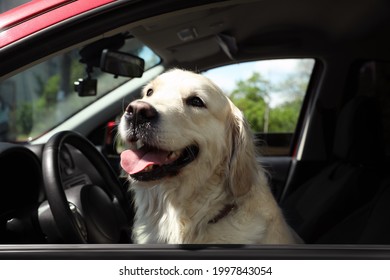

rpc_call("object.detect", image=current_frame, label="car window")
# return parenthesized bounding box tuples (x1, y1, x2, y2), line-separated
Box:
(203, 59, 315, 156)
(0, 37, 161, 142)
(0, 1, 30, 13)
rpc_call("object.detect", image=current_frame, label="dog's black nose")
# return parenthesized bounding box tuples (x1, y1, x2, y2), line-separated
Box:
(125, 101, 158, 124)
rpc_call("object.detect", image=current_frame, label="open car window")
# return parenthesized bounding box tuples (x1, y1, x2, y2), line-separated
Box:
(203, 59, 315, 156)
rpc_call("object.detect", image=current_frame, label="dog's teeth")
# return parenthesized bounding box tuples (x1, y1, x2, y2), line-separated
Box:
(144, 165, 153, 172)
(168, 151, 180, 161)
(136, 139, 144, 149)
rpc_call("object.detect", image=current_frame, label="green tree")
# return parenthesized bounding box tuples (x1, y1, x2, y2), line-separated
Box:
(275, 59, 312, 102)
(228, 59, 313, 133)
(269, 59, 313, 132)
(268, 99, 302, 132)
(16, 102, 33, 135)
(230, 72, 271, 132)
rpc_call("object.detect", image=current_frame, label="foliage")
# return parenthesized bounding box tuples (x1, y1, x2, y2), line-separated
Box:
(229, 60, 311, 133)
(15, 102, 33, 135)
(16, 51, 84, 136)
(269, 99, 302, 132)
(230, 72, 271, 132)
(41, 75, 60, 106)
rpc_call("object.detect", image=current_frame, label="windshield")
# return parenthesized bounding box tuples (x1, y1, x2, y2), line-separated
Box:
(0, 0, 30, 13)
(0, 37, 160, 142)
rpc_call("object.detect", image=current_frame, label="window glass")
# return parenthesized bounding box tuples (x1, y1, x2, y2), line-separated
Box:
(0, 0, 30, 13)
(203, 59, 315, 156)
(0, 37, 161, 142)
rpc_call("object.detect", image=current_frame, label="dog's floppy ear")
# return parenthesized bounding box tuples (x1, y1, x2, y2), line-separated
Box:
(227, 101, 258, 197)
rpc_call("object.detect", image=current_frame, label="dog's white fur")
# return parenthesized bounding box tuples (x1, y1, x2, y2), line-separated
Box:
(119, 68, 299, 244)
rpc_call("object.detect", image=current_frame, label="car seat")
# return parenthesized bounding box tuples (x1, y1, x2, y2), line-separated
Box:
(281, 95, 385, 243)
(315, 178, 390, 244)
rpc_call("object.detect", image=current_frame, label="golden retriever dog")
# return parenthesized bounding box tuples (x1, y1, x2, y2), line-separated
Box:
(119, 68, 299, 244)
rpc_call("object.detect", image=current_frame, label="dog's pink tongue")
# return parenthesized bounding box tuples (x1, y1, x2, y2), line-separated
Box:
(120, 149, 170, 175)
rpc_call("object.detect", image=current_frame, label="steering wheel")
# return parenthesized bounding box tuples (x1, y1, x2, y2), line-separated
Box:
(40, 130, 132, 243)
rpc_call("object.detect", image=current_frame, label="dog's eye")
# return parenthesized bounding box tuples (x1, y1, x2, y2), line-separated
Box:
(146, 88, 153, 97)
(186, 96, 206, 108)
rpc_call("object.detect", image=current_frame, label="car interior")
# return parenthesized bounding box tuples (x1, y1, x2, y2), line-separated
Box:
(1, 0, 390, 252)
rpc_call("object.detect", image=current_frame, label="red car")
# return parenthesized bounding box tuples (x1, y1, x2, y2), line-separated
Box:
(1, 0, 390, 262)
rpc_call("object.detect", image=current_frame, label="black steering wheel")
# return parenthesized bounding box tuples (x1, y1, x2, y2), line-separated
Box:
(40, 130, 132, 243)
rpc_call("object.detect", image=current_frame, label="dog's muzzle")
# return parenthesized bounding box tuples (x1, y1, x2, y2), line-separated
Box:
(123, 100, 159, 141)
(120, 100, 199, 181)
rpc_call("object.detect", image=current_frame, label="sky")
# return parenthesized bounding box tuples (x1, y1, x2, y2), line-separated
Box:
(203, 59, 300, 93)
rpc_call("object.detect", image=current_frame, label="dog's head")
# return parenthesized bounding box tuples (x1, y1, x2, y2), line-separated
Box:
(119, 68, 257, 197)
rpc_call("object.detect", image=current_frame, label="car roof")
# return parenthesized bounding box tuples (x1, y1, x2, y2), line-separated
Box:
(1, 0, 390, 77)
(0, 0, 115, 48)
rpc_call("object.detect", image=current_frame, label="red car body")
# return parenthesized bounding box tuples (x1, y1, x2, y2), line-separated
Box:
(0, 0, 114, 48)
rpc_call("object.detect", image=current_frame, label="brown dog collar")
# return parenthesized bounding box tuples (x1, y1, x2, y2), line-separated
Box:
(208, 203, 236, 224)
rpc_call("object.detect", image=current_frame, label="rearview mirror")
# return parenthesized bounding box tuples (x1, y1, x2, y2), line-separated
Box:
(100, 49, 145, 77)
